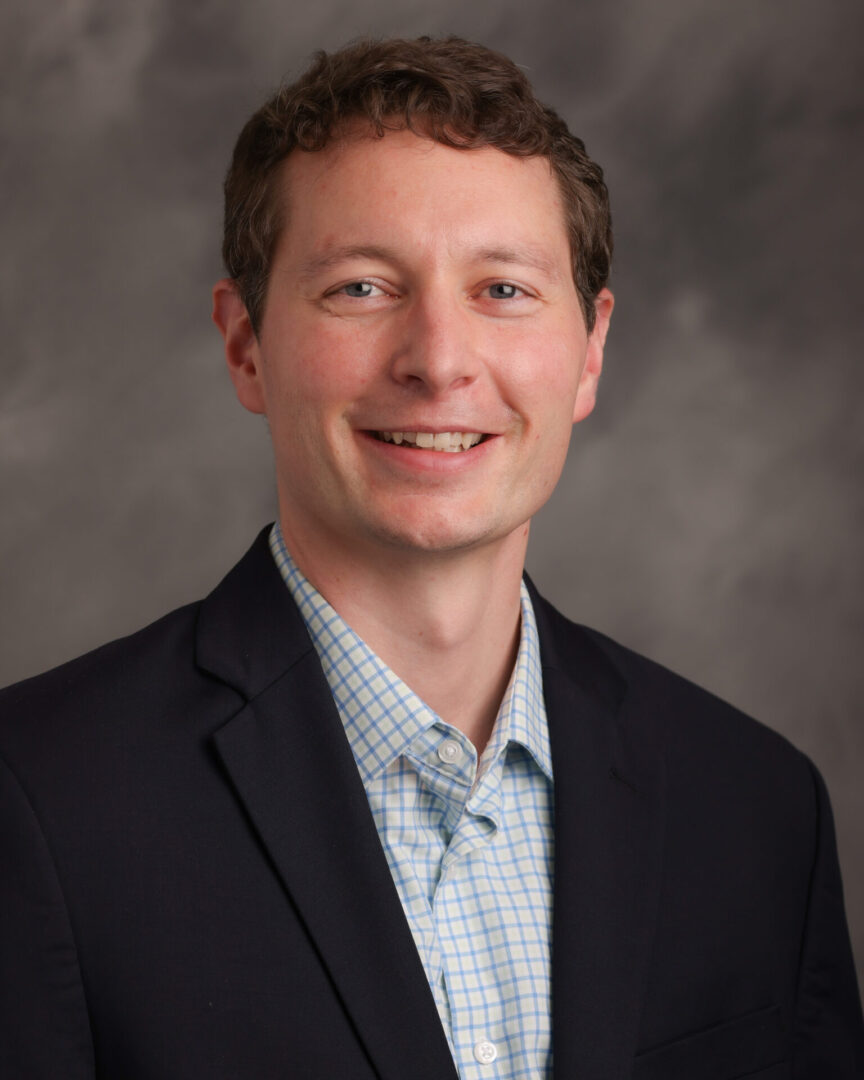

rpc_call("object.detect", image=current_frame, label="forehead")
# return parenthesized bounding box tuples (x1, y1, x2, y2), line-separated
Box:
(273, 129, 571, 266)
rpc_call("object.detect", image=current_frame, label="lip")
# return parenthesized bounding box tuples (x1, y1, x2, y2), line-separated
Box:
(357, 429, 498, 473)
(362, 426, 492, 435)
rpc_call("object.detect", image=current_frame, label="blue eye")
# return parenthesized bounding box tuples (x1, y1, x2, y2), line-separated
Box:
(341, 281, 377, 297)
(488, 283, 520, 299)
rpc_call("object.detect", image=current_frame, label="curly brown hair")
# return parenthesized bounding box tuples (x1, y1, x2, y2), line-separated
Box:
(222, 36, 612, 331)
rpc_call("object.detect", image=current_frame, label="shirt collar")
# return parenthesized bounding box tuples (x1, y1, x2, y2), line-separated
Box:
(269, 522, 551, 785)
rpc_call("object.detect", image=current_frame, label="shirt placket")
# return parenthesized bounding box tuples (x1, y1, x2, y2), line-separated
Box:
(434, 748, 508, 1079)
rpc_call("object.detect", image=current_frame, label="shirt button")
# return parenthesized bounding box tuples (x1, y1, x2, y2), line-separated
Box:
(473, 1039, 497, 1064)
(438, 739, 463, 765)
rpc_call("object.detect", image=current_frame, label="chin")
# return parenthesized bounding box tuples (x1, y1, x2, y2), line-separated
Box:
(362, 510, 512, 557)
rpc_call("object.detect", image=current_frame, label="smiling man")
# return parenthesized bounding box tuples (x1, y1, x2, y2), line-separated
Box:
(1, 36, 862, 1080)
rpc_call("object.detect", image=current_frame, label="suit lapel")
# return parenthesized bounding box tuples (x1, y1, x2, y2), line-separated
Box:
(198, 530, 458, 1080)
(531, 586, 666, 1080)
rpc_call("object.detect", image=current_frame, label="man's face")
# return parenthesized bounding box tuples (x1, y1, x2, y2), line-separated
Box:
(217, 129, 612, 566)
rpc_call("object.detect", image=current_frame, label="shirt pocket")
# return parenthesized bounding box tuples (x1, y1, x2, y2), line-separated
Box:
(632, 1003, 789, 1080)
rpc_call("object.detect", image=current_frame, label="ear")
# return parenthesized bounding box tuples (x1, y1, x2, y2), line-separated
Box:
(212, 278, 267, 415)
(572, 287, 614, 424)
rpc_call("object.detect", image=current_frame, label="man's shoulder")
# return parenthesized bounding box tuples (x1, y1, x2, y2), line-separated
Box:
(4, 591, 201, 691)
(0, 599, 215, 770)
(2, 600, 200, 705)
(0, 526, 302, 784)
(531, 586, 811, 785)
(0, 527, 279, 736)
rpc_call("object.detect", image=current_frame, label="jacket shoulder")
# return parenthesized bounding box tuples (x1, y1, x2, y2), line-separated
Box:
(2, 599, 199, 697)
(589, 622, 804, 762)
(0, 601, 212, 760)
(532, 586, 810, 782)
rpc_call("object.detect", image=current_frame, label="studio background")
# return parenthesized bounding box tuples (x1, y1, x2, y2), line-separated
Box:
(2, 1, 862, 985)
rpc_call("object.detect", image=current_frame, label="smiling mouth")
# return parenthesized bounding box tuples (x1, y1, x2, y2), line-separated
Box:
(371, 431, 487, 453)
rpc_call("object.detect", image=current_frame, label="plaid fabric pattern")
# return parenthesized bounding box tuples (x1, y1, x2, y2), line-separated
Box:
(270, 524, 554, 1080)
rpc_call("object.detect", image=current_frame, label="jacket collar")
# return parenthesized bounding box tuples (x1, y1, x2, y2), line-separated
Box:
(195, 526, 311, 698)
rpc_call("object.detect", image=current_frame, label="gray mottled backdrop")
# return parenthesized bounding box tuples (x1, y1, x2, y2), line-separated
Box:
(2, 1, 862, 983)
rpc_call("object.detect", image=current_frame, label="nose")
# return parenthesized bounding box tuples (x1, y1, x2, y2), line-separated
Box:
(389, 292, 481, 394)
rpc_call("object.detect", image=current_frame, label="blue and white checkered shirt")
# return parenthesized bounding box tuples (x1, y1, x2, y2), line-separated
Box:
(270, 524, 553, 1080)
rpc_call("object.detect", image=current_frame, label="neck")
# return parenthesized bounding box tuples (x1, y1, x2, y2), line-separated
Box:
(280, 518, 529, 756)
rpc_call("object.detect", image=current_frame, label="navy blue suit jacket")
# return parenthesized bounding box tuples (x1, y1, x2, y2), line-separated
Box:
(1, 528, 862, 1078)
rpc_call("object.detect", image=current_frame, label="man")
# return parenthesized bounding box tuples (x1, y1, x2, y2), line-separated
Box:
(1, 35, 861, 1079)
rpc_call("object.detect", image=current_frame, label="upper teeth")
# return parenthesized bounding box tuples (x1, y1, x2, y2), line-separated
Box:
(377, 431, 483, 452)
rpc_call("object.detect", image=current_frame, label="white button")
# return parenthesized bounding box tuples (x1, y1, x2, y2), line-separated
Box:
(438, 739, 463, 765)
(473, 1039, 497, 1064)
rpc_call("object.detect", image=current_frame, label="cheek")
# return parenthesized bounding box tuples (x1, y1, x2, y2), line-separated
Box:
(286, 321, 383, 402)
(504, 314, 585, 379)
(503, 334, 585, 421)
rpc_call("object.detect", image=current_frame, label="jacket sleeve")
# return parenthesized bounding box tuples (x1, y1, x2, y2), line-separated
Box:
(792, 760, 864, 1077)
(0, 752, 95, 1077)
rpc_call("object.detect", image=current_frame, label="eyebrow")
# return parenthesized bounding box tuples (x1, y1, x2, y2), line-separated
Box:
(296, 242, 563, 282)
(297, 245, 399, 281)
(471, 245, 562, 281)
